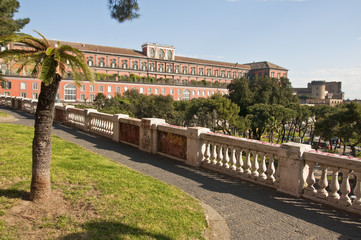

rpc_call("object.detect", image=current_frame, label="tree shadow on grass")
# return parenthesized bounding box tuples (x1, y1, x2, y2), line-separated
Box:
(0, 189, 29, 200)
(60, 221, 173, 240)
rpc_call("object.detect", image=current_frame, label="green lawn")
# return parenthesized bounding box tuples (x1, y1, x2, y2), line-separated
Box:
(0, 111, 11, 118)
(0, 123, 207, 239)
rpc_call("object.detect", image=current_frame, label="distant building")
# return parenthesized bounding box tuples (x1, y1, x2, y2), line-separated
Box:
(293, 80, 344, 106)
(0, 40, 288, 102)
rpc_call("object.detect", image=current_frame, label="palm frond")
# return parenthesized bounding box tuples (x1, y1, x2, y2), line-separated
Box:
(33, 30, 50, 47)
(39, 57, 58, 84)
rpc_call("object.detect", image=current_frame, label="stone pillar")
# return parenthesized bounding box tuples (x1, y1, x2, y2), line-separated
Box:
(186, 127, 210, 167)
(139, 118, 166, 153)
(84, 109, 98, 131)
(112, 114, 129, 142)
(64, 105, 75, 123)
(31, 100, 38, 114)
(277, 142, 312, 197)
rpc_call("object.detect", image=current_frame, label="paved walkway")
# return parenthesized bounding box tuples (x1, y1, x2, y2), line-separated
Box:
(1, 106, 361, 240)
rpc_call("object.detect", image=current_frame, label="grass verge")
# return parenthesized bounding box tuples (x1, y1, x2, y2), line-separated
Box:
(0, 123, 207, 239)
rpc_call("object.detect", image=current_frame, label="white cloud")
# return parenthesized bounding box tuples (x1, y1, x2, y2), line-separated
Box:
(290, 65, 361, 100)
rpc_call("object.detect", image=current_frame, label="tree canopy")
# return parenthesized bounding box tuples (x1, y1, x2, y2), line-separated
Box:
(108, 0, 140, 23)
(0, 0, 29, 36)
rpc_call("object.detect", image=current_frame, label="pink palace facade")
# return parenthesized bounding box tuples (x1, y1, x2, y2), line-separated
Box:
(0, 41, 288, 102)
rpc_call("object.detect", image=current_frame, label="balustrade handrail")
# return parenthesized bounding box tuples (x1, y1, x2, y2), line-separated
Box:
(304, 150, 361, 172)
(201, 132, 281, 155)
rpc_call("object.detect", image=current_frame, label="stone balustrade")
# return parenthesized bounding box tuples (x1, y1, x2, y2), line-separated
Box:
(1, 95, 361, 216)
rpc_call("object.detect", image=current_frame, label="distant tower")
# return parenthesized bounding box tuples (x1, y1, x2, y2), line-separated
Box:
(142, 43, 175, 61)
(311, 81, 326, 99)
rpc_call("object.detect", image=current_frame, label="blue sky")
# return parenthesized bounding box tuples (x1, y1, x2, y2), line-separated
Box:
(15, 0, 361, 99)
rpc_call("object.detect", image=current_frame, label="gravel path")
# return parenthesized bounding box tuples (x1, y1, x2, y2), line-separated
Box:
(1, 106, 361, 240)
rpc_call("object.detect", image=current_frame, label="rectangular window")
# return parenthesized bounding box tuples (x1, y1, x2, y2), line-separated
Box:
(271, 72, 275, 78)
(175, 66, 179, 73)
(191, 67, 195, 75)
(215, 70, 218, 77)
(167, 65, 172, 73)
(107, 86, 112, 93)
(142, 62, 147, 70)
(80, 94, 86, 100)
(147, 88, 151, 94)
(197, 90, 200, 96)
(170, 89, 174, 95)
(32, 93, 38, 99)
(99, 85, 104, 92)
(207, 69, 211, 76)
(150, 63, 155, 71)
(32, 82, 39, 90)
(177, 89, 181, 95)
(116, 86, 121, 93)
(21, 92, 26, 98)
(155, 88, 159, 94)
(161, 88, 165, 94)
(192, 90, 195, 96)
(90, 94, 95, 101)
(277, 73, 281, 79)
(20, 82, 26, 90)
(140, 87, 144, 94)
(80, 84, 86, 92)
(89, 85, 94, 92)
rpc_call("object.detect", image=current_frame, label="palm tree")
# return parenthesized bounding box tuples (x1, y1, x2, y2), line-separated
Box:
(0, 31, 94, 202)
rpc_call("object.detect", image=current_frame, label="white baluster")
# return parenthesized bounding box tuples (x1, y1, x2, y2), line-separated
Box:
(327, 167, 340, 203)
(251, 151, 259, 179)
(204, 141, 210, 164)
(266, 155, 276, 184)
(258, 153, 267, 181)
(316, 165, 328, 199)
(339, 169, 352, 206)
(243, 150, 251, 177)
(230, 147, 237, 171)
(211, 143, 217, 165)
(216, 145, 223, 167)
(236, 148, 244, 174)
(224, 146, 230, 169)
(304, 162, 317, 196)
(351, 171, 361, 210)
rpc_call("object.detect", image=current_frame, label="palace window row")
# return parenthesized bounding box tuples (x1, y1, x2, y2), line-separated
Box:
(86, 56, 244, 78)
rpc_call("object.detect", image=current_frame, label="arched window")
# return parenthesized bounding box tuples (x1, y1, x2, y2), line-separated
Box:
(158, 49, 165, 59)
(150, 48, 155, 58)
(183, 89, 190, 100)
(168, 50, 172, 60)
(64, 84, 76, 101)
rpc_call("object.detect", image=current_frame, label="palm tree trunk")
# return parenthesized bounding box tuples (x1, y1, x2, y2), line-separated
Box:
(30, 75, 61, 202)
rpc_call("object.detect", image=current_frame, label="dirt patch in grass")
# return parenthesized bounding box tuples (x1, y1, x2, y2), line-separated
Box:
(1, 190, 98, 240)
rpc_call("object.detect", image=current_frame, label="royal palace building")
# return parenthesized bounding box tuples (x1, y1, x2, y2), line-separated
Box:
(0, 41, 288, 102)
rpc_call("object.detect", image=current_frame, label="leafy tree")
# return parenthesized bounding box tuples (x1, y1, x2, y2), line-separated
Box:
(209, 94, 240, 135)
(336, 102, 361, 156)
(0, 32, 94, 202)
(108, 0, 140, 23)
(246, 104, 274, 140)
(94, 92, 107, 109)
(227, 77, 253, 116)
(0, 0, 29, 36)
